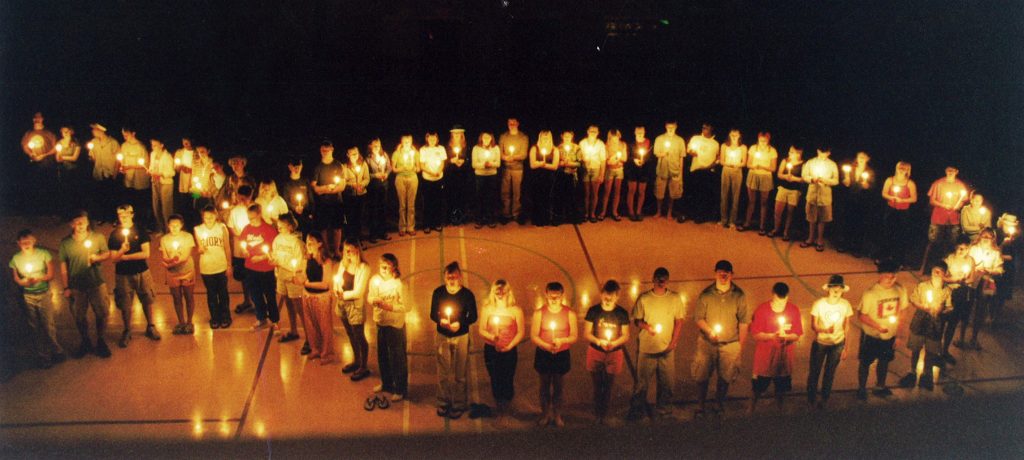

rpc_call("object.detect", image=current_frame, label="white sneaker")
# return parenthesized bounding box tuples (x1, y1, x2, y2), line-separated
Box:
(373, 384, 384, 392)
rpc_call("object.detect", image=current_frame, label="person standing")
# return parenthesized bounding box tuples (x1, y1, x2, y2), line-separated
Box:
(898, 264, 952, 391)
(922, 167, 970, 273)
(240, 203, 280, 331)
(86, 124, 120, 223)
(299, 233, 337, 364)
(741, 132, 778, 234)
(366, 139, 393, 242)
(686, 123, 720, 223)
(693, 260, 749, 415)
(995, 214, 1019, 332)
(530, 281, 577, 427)
(472, 132, 502, 229)
(624, 126, 654, 222)
(599, 129, 627, 221)
(189, 145, 217, 216)
(748, 282, 802, 413)
(21, 112, 57, 166)
(311, 140, 346, 256)
(878, 161, 918, 268)
(499, 118, 529, 224)
(368, 253, 408, 402)
(271, 215, 306, 346)
(856, 260, 909, 400)
(554, 131, 582, 226)
(195, 205, 232, 329)
(718, 129, 747, 229)
(942, 240, 974, 362)
(10, 229, 65, 368)
(836, 151, 876, 256)
(528, 131, 559, 227)
(343, 147, 371, 240)
(800, 146, 839, 252)
(478, 279, 526, 421)
(770, 146, 805, 240)
(579, 125, 607, 223)
(963, 228, 1003, 349)
(54, 126, 84, 213)
(173, 138, 195, 220)
(392, 135, 419, 237)
(149, 139, 175, 234)
(418, 133, 447, 233)
(653, 121, 686, 222)
(627, 267, 686, 421)
(584, 280, 630, 424)
(227, 185, 254, 315)
(807, 275, 854, 408)
(336, 240, 371, 381)
(58, 211, 112, 358)
(445, 127, 471, 226)
(255, 180, 289, 225)
(281, 158, 315, 235)
(109, 204, 161, 347)
(159, 215, 197, 334)
(959, 193, 991, 241)
(430, 262, 478, 419)
(119, 128, 152, 231)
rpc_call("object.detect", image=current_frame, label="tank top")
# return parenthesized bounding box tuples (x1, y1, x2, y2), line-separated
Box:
(888, 179, 911, 210)
(539, 306, 571, 353)
(304, 258, 328, 294)
(780, 161, 804, 190)
(484, 309, 519, 349)
(342, 270, 355, 291)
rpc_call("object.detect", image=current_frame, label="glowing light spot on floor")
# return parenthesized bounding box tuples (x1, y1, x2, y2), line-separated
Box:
(580, 292, 589, 308)
(254, 420, 267, 438)
(191, 413, 204, 438)
(341, 344, 354, 365)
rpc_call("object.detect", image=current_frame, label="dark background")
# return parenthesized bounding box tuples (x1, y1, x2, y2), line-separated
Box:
(1, 0, 1022, 216)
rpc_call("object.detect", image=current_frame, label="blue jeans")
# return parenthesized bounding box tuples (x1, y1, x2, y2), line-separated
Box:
(807, 341, 844, 402)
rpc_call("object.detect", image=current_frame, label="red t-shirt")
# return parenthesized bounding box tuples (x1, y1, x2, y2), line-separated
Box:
(750, 301, 803, 377)
(928, 178, 968, 225)
(240, 223, 278, 272)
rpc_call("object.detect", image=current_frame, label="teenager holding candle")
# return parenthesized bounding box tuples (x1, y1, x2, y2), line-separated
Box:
(172, 138, 195, 219)
(748, 282, 802, 414)
(419, 133, 447, 233)
(159, 214, 197, 335)
(878, 161, 918, 268)
(343, 146, 371, 240)
(189, 145, 217, 216)
(499, 118, 529, 225)
(55, 126, 84, 213)
(271, 214, 306, 346)
(10, 229, 64, 368)
(693, 260, 749, 416)
(109, 204, 160, 346)
(311, 140, 346, 255)
(836, 151, 876, 256)
(624, 126, 654, 222)
(281, 158, 315, 234)
(922, 167, 970, 273)
(554, 131, 582, 226)
(995, 214, 1019, 330)
(478, 279, 526, 422)
(531, 281, 577, 427)
(941, 240, 974, 363)
(627, 267, 685, 421)
(584, 280, 630, 424)
(800, 146, 839, 252)
(687, 123, 720, 224)
(58, 211, 113, 358)
(241, 203, 280, 331)
(740, 131, 777, 234)
(366, 139, 393, 242)
(87, 123, 120, 223)
(899, 263, 953, 391)
(227, 185, 254, 315)
(528, 131, 560, 226)
(963, 228, 1003, 350)
(430, 261, 478, 419)
(579, 125, 607, 223)
(856, 260, 909, 400)
(653, 121, 686, 222)
(599, 129, 626, 221)
(368, 253, 408, 403)
(959, 192, 991, 241)
(718, 129, 747, 229)
(299, 233, 336, 364)
(770, 146, 805, 240)
(472, 132, 502, 229)
(337, 240, 371, 380)
(219, 156, 256, 217)
(446, 127, 470, 226)
(119, 127, 153, 232)
(148, 138, 175, 234)
(255, 179, 289, 225)
(195, 205, 232, 329)
(807, 275, 854, 408)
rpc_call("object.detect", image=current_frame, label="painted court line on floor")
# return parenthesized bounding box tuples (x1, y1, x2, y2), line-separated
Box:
(458, 228, 484, 434)
(0, 418, 240, 429)
(233, 327, 274, 440)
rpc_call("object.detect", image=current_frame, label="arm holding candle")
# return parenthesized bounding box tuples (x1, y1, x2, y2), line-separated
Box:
(503, 306, 527, 352)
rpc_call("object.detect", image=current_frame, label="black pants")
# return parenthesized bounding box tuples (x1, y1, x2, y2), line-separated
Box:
(367, 179, 390, 238)
(201, 272, 231, 324)
(244, 269, 278, 323)
(475, 174, 499, 224)
(343, 192, 365, 240)
(839, 193, 874, 253)
(378, 326, 408, 395)
(807, 341, 844, 401)
(484, 344, 517, 403)
(553, 172, 580, 224)
(530, 170, 553, 226)
(445, 167, 470, 224)
(420, 179, 445, 229)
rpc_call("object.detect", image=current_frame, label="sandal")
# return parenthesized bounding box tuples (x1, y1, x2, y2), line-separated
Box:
(364, 395, 377, 411)
(376, 395, 391, 410)
(766, 230, 777, 238)
(815, 244, 825, 252)
(611, 215, 621, 222)
(799, 241, 813, 248)
(758, 229, 768, 236)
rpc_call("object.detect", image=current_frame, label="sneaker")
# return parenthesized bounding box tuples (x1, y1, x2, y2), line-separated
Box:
(118, 330, 132, 348)
(436, 406, 449, 418)
(185, 324, 194, 335)
(390, 393, 405, 402)
(342, 363, 359, 374)
(898, 372, 917, 389)
(856, 389, 868, 401)
(919, 378, 935, 392)
(73, 341, 93, 359)
(279, 332, 300, 343)
(95, 340, 112, 358)
(210, 321, 220, 330)
(145, 325, 161, 340)
(872, 387, 893, 397)
(350, 368, 370, 381)
(448, 408, 465, 419)
(300, 341, 311, 355)
(251, 320, 270, 331)
(234, 303, 253, 314)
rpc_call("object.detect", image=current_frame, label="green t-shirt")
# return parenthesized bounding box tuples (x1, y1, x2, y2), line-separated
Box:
(58, 232, 108, 290)
(9, 248, 52, 294)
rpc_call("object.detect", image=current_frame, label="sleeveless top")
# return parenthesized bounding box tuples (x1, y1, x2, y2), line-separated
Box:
(484, 309, 519, 349)
(887, 179, 911, 210)
(304, 258, 328, 294)
(539, 306, 571, 353)
(342, 270, 355, 292)
(779, 161, 804, 191)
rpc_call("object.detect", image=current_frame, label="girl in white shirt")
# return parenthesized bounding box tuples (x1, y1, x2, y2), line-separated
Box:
(194, 205, 233, 328)
(272, 215, 306, 346)
(472, 132, 501, 228)
(368, 253, 408, 401)
(255, 179, 289, 225)
(419, 133, 447, 233)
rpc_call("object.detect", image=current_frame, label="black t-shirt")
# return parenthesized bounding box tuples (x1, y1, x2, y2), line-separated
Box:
(430, 286, 478, 337)
(281, 177, 314, 212)
(108, 227, 150, 275)
(312, 160, 345, 205)
(584, 304, 630, 351)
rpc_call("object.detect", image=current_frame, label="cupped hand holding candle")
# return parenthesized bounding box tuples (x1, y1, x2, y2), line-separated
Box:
(712, 323, 722, 338)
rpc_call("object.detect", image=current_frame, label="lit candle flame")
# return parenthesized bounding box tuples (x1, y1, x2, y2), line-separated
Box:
(121, 228, 130, 237)
(842, 164, 852, 173)
(55, 143, 63, 153)
(713, 324, 722, 334)
(87, 141, 95, 150)
(778, 316, 787, 328)
(860, 171, 869, 181)
(261, 244, 269, 254)
(221, 201, 229, 209)
(295, 193, 304, 202)
(84, 239, 93, 249)
(509, 146, 516, 154)
(24, 263, 34, 273)
(355, 165, 362, 174)
(549, 320, 557, 332)
(290, 258, 298, 269)
(654, 323, 663, 334)
(888, 315, 897, 325)
(979, 206, 988, 215)
(240, 241, 247, 250)
(137, 158, 145, 166)
(926, 290, 934, 304)
(491, 315, 500, 326)
(604, 328, 613, 341)
(333, 175, 341, 184)
(172, 241, 180, 251)
(174, 157, 181, 166)
(115, 153, 124, 162)
(893, 185, 902, 194)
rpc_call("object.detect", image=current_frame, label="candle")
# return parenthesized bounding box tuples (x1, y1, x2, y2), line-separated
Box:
(174, 157, 181, 166)
(786, 162, 793, 173)
(221, 200, 230, 210)
(842, 164, 852, 173)
(491, 315, 500, 327)
(27, 139, 39, 150)
(355, 165, 362, 174)
(540, 148, 549, 158)
(754, 151, 762, 160)
(290, 258, 298, 270)
(581, 292, 589, 307)
(638, 147, 647, 158)
(713, 324, 722, 335)
(261, 244, 270, 254)
(171, 241, 180, 251)
(240, 241, 248, 250)
(115, 153, 124, 162)
(961, 263, 971, 276)
(371, 277, 381, 289)
(888, 315, 898, 325)
(926, 289, 934, 304)
(454, 146, 461, 155)
(778, 316, 787, 329)
(549, 320, 557, 332)
(194, 178, 203, 190)
(332, 175, 341, 185)
(979, 206, 988, 215)
(137, 158, 145, 166)
(1008, 226, 1017, 236)
(24, 263, 34, 273)
(55, 144, 63, 153)
(84, 239, 93, 249)
(860, 171, 869, 181)
(728, 149, 740, 164)
(509, 145, 516, 154)
(333, 273, 341, 287)
(654, 323, 663, 334)
(892, 185, 902, 194)
(826, 311, 842, 326)
(295, 193, 304, 203)
(664, 140, 671, 149)
(616, 151, 623, 161)
(121, 228, 130, 238)
(563, 144, 571, 153)
(87, 141, 94, 150)
(603, 328, 614, 341)
(945, 191, 953, 200)
(266, 204, 273, 214)
(444, 306, 453, 322)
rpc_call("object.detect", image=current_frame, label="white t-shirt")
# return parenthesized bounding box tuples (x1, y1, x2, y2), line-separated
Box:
(747, 144, 778, 172)
(160, 231, 196, 278)
(810, 297, 853, 345)
(858, 283, 909, 340)
(194, 223, 229, 275)
(419, 146, 447, 181)
(688, 135, 719, 171)
(227, 205, 250, 256)
(368, 275, 406, 328)
(578, 138, 607, 170)
(271, 232, 305, 276)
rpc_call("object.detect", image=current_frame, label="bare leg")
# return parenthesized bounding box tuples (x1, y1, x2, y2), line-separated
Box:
(744, 189, 757, 227)
(626, 181, 637, 217)
(773, 201, 786, 234)
(610, 178, 622, 217)
(637, 183, 648, 218)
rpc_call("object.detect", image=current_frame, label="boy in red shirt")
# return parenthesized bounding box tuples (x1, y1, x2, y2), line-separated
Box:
(748, 282, 802, 413)
(240, 203, 279, 330)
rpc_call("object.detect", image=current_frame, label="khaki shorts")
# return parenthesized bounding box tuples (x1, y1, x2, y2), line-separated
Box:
(167, 272, 195, 288)
(605, 167, 624, 181)
(775, 186, 802, 206)
(335, 299, 365, 325)
(654, 175, 683, 200)
(275, 269, 304, 298)
(114, 271, 157, 310)
(746, 171, 774, 192)
(692, 339, 742, 383)
(805, 203, 833, 223)
(583, 167, 603, 183)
